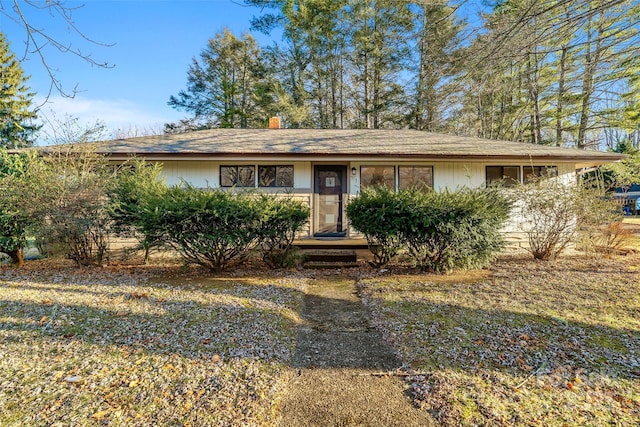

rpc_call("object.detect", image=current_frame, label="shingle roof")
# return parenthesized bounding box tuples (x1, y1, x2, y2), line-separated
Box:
(81, 128, 622, 166)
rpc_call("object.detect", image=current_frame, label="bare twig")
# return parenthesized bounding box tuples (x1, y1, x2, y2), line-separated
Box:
(514, 362, 547, 389)
(1, 0, 114, 100)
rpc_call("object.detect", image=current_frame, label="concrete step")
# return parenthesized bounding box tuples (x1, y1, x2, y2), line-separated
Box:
(302, 249, 358, 263)
(303, 261, 361, 269)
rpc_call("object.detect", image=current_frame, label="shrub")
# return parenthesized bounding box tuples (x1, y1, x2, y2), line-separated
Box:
(346, 186, 403, 267)
(0, 149, 34, 266)
(395, 188, 511, 272)
(109, 159, 168, 262)
(567, 186, 628, 255)
(348, 187, 511, 272)
(256, 194, 310, 268)
(35, 148, 117, 266)
(512, 178, 617, 260)
(149, 185, 264, 272)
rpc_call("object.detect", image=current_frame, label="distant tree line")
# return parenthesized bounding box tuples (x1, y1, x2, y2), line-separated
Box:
(168, 0, 640, 149)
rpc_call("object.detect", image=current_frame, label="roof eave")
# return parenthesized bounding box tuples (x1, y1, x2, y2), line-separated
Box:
(103, 151, 624, 165)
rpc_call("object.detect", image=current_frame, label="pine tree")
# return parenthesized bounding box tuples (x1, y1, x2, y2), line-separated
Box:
(0, 32, 38, 148)
(347, 0, 413, 129)
(168, 28, 272, 129)
(409, 1, 466, 132)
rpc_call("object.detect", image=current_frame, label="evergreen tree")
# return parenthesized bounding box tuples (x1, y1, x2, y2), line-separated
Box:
(168, 28, 272, 129)
(346, 0, 413, 129)
(408, 1, 466, 132)
(0, 32, 38, 148)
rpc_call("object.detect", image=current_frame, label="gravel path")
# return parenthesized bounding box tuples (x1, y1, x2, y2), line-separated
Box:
(277, 278, 437, 426)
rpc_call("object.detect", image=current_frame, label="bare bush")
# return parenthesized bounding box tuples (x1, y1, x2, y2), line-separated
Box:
(515, 178, 582, 260)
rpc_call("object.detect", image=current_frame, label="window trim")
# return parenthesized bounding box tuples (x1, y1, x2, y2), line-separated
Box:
(360, 165, 397, 190)
(258, 165, 294, 188)
(220, 165, 256, 188)
(398, 165, 434, 191)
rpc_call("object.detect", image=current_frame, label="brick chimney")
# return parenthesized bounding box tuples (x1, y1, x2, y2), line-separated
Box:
(268, 117, 281, 129)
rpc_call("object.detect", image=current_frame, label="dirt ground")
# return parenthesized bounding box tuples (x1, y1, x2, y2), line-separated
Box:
(277, 278, 437, 427)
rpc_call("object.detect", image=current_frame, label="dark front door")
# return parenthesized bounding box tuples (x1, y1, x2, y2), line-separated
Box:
(314, 165, 347, 236)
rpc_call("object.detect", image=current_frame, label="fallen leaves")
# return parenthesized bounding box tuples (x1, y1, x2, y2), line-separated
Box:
(359, 255, 640, 426)
(0, 264, 306, 426)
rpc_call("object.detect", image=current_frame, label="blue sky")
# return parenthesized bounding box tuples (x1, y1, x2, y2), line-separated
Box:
(1, 0, 276, 141)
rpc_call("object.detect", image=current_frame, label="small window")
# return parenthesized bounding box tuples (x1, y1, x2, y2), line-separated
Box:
(486, 166, 520, 187)
(399, 166, 433, 191)
(259, 165, 294, 187)
(361, 166, 395, 189)
(524, 165, 558, 183)
(220, 166, 255, 187)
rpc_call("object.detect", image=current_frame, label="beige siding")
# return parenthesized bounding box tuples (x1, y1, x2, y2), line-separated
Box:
(161, 160, 216, 187)
(433, 162, 484, 190)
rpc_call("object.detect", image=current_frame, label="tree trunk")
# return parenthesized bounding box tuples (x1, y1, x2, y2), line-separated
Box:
(577, 13, 604, 149)
(526, 54, 542, 144)
(8, 248, 24, 267)
(556, 45, 567, 146)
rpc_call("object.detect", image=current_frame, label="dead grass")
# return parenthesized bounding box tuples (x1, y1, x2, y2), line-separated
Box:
(3, 254, 640, 426)
(359, 255, 640, 426)
(0, 260, 306, 426)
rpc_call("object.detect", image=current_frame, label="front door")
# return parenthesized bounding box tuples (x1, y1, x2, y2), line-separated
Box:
(314, 165, 347, 236)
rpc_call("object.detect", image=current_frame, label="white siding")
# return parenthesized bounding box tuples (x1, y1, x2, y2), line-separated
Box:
(433, 162, 484, 190)
(159, 161, 312, 190)
(154, 159, 580, 240)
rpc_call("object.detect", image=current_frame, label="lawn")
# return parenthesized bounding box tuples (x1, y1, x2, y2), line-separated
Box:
(2, 255, 639, 426)
(359, 255, 640, 426)
(0, 261, 306, 426)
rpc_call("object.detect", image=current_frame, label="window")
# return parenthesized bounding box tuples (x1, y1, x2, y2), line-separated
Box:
(361, 166, 395, 189)
(220, 166, 255, 187)
(259, 165, 294, 187)
(524, 165, 558, 183)
(399, 166, 433, 191)
(486, 166, 520, 187)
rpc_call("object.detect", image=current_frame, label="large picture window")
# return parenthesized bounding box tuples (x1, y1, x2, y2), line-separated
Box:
(399, 166, 433, 191)
(486, 166, 520, 187)
(361, 166, 395, 189)
(220, 166, 255, 187)
(259, 165, 294, 187)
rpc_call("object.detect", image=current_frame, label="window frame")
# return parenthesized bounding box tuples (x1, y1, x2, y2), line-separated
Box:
(486, 165, 521, 187)
(486, 165, 559, 187)
(258, 165, 294, 188)
(360, 165, 396, 190)
(220, 165, 256, 188)
(398, 165, 434, 191)
(523, 165, 558, 184)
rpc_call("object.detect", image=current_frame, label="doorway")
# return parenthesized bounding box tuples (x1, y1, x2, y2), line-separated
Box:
(314, 165, 347, 236)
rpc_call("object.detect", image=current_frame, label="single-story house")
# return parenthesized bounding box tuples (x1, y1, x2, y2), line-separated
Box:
(89, 128, 622, 239)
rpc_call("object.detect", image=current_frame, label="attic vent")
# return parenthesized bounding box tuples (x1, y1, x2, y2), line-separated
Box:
(268, 117, 281, 129)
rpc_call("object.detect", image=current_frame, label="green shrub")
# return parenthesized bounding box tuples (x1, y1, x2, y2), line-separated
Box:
(148, 185, 263, 272)
(109, 159, 168, 262)
(0, 149, 43, 266)
(346, 186, 403, 267)
(347, 187, 511, 272)
(397, 188, 511, 272)
(256, 194, 310, 268)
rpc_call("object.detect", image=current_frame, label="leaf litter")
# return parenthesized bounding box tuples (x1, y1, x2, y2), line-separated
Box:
(358, 255, 640, 426)
(0, 261, 306, 426)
